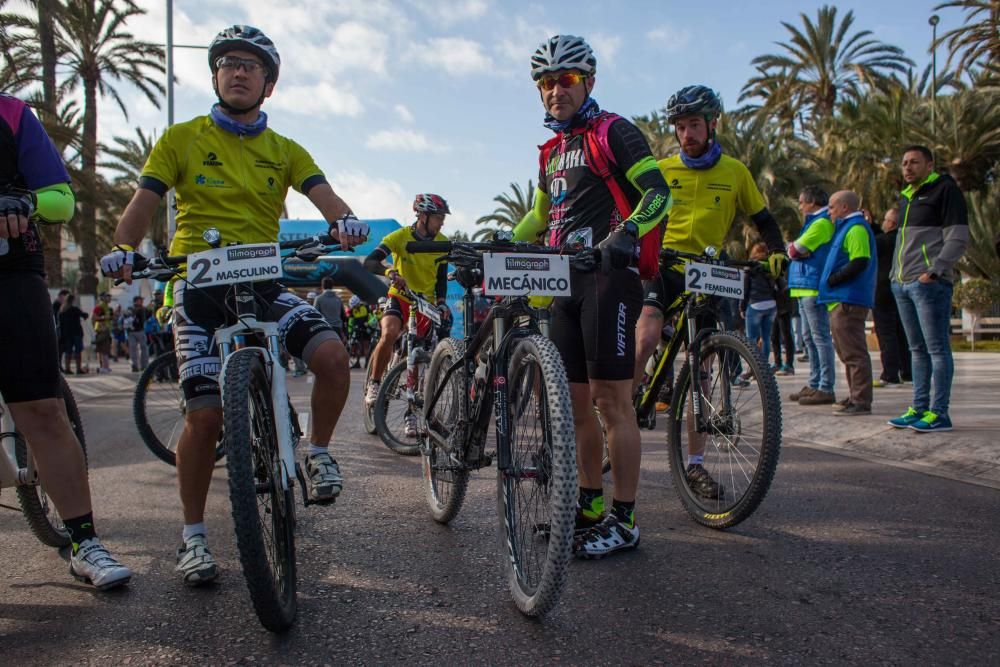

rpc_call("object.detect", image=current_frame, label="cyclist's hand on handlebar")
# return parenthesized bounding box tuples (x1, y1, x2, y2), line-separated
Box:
(100, 244, 137, 284)
(387, 269, 407, 290)
(597, 222, 638, 272)
(0, 192, 34, 239)
(763, 252, 789, 279)
(331, 213, 369, 249)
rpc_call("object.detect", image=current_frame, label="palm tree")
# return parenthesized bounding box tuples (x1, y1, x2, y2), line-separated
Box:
(919, 88, 1000, 191)
(740, 6, 914, 127)
(474, 181, 535, 241)
(101, 127, 167, 247)
(934, 0, 1000, 79)
(632, 110, 677, 160)
(56, 0, 164, 295)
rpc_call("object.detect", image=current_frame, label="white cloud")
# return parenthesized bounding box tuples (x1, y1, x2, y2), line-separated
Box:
(408, 0, 489, 26)
(328, 170, 412, 222)
(366, 129, 448, 152)
(646, 25, 693, 53)
(394, 103, 415, 124)
(267, 81, 363, 117)
(590, 33, 622, 67)
(412, 37, 493, 75)
(326, 22, 390, 75)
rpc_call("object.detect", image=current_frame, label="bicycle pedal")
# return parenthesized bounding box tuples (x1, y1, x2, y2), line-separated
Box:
(294, 462, 315, 507)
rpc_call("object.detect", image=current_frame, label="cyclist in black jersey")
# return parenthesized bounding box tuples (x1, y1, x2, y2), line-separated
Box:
(0, 93, 131, 589)
(513, 36, 671, 559)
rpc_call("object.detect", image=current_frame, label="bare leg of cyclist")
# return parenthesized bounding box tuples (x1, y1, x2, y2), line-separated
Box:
(589, 378, 641, 502)
(633, 308, 664, 394)
(176, 407, 224, 525)
(306, 338, 350, 444)
(368, 314, 401, 383)
(570, 384, 605, 489)
(6, 398, 91, 518)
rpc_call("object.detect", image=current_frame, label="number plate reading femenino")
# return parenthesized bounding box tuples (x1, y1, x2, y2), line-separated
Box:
(684, 261, 746, 300)
(482, 253, 571, 297)
(186, 243, 284, 287)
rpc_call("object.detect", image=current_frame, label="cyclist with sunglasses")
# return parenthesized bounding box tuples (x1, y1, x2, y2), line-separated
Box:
(512, 35, 672, 559)
(101, 25, 369, 587)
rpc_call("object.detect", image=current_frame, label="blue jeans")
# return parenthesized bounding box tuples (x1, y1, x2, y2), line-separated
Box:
(745, 306, 776, 366)
(892, 280, 954, 416)
(800, 296, 835, 393)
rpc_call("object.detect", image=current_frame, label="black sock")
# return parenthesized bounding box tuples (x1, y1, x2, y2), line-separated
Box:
(578, 486, 603, 511)
(611, 499, 635, 523)
(64, 512, 97, 553)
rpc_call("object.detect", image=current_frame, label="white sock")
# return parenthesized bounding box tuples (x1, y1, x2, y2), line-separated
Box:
(182, 522, 206, 543)
(308, 444, 328, 457)
(687, 454, 704, 466)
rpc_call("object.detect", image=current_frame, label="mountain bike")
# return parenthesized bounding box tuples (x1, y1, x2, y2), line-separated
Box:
(373, 287, 441, 456)
(634, 248, 782, 529)
(126, 229, 341, 632)
(133, 349, 225, 466)
(0, 375, 87, 548)
(408, 238, 579, 618)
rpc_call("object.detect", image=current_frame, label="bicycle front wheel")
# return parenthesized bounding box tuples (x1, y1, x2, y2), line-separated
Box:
(667, 331, 781, 529)
(374, 360, 420, 456)
(497, 334, 576, 618)
(421, 338, 469, 523)
(133, 351, 225, 466)
(223, 352, 297, 633)
(16, 375, 88, 548)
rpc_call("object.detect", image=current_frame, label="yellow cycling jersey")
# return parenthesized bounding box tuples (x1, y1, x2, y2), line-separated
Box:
(659, 154, 766, 256)
(350, 304, 369, 319)
(380, 225, 448, 300)
(141, 115, 324, 256)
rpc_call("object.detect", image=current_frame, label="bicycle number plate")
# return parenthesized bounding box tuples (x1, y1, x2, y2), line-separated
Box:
(482, 253, 571, 297)
(684, 261, 745, 299)
(415, 298, 441, 325)
(186, 243, 283, 288)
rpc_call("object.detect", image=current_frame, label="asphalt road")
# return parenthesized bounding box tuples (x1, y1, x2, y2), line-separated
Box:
(0, 369, 997, 665)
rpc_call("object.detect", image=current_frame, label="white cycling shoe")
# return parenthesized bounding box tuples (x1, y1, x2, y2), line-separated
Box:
(70, 538, 133, 590)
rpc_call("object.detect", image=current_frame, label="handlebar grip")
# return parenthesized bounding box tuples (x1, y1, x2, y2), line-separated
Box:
(405, 241, 453, 253)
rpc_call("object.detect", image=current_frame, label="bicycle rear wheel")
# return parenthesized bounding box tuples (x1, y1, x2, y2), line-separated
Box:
(497, 334, 576, 617)
(16, 375, 87, 548)
(374, 360, 420, 456)
(666, 331, 781, 529)
(133, 351, 225, 466)
(348, 338, 363, 369)
(421, 338, 469, 523)
(223, 352, 297, 632)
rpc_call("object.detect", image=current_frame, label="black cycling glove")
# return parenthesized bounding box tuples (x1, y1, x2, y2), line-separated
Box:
(0, 191, 36, 218)
(597, 221, 638, 272)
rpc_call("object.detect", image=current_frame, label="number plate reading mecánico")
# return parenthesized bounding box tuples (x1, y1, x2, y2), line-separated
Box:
(482, 253, 571, 297)
(186, 243, 284, 287)
(684, 261, 745, 300)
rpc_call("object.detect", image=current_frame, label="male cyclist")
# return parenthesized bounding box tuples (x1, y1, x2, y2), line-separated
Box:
(346, 295, 372, 367)
(0, 93, 131, 589)
(513, 36, 671, 559)
(101, 25, 368, 587)
(633, 85, 786, 499)
(363, 193, 450, 435)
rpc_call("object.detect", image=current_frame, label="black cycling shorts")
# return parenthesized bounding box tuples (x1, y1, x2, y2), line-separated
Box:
(643, 265, 687, 314)
(0, 272, 62, 403)
(173, 281, 340, 412)
(550, 267, 642, 383)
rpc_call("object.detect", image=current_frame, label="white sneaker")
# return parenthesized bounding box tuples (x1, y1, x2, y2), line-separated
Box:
(175, 534, 218, 586)
(305, 452, 343, 502)
(70, 538, 132, 590)
(573, 513, 640, 559)
(404, 412, 418, 438)
(365, 381, 380, 407)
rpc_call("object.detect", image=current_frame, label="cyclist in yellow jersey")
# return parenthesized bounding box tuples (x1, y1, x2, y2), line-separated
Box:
(633, 85, 786, 498)
(101, 25, 369, 587)
(363, 194, 451, 419)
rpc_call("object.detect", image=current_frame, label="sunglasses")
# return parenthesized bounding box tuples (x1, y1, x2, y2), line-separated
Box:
(215, 55, 266, 74)
(536, 72, 588, 91)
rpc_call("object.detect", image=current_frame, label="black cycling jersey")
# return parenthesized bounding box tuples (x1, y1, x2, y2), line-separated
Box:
(539, 117, 661, 248)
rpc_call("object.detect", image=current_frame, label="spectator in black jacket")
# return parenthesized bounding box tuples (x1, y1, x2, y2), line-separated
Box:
(58, 293, 88, 374)
(873, 208, 911, 386)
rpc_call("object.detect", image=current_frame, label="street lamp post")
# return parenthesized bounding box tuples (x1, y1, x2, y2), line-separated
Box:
(166, 0, 176, 242)
(929, 14, 939, 135)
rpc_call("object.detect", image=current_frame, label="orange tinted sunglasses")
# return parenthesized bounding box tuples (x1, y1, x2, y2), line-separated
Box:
(536, 72, 588, 91)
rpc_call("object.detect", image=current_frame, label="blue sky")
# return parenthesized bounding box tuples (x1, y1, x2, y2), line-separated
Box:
(101, 0, 960, 237)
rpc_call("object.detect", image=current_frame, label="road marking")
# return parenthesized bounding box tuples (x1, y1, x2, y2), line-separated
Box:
(298, 410, 310, 435)
(307, 375, 314, 385)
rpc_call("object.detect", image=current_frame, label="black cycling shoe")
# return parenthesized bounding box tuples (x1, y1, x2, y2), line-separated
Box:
(686, 464, 724, 500)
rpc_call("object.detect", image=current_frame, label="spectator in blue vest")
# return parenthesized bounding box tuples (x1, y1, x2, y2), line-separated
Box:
(819, 190, 877, 416)
(787, 186, 837, 406)
(887, 146, 969, 433)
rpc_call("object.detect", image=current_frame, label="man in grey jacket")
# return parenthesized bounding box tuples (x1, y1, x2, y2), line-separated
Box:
(887, 145, 969, 433)
(313, 277, 345, 339)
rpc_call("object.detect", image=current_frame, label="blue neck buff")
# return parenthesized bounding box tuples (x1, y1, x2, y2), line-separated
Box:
(680, 140, 722, 170)
(544, 96, 602, 133)
(210, 104, 268, 137)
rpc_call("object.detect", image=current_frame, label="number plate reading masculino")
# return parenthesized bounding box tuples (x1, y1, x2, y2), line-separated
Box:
(186, 243, 283, 287)
(482, 253, 571, 297)
(684, 261, 745, 299)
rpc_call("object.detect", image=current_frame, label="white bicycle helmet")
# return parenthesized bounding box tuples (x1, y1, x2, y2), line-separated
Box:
(209, 25, 281, 83)
(530, 35, 596, 81)
(307, 291, 318, 300)
(349, 295, 361, 308)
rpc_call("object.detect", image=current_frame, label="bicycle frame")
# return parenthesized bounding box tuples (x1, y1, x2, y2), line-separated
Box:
(0, 395, 35, 489)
